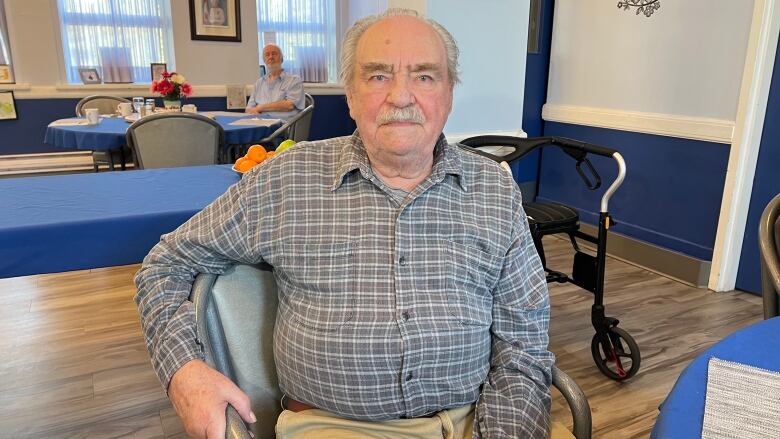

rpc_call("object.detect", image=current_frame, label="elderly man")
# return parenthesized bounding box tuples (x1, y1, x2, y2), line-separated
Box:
(245, 44, 305, 119)
(135, 8, 555, 439)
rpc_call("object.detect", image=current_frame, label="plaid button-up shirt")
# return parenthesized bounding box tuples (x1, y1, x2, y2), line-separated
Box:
(135, 132, 554, 438)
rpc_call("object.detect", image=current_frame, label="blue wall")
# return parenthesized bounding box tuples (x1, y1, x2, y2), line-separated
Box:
(736, 41, 780, 294)
(540, 123, 730, 261)
(513, 0, 555, 189)
(0, 94, 355, 155)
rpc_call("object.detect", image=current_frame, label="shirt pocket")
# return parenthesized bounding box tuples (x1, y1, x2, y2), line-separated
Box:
(446, 240, 502, 326)
(277, 241, 357, 332)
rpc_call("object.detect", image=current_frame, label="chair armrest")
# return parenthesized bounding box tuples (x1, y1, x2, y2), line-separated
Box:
(552, 365, 592, 439)
(225, 405, 253, 439)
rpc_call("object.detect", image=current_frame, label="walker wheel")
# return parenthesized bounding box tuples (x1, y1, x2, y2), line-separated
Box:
(591, 327, 641, 381)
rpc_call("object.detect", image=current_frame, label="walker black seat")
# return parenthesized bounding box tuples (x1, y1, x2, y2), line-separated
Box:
(524, 202, 579, 235)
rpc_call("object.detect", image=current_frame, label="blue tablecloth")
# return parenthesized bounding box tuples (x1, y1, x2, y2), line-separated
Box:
(651, 317, 780, 438)
(0, 165, 240, 278)
(44, 115, 282, 151)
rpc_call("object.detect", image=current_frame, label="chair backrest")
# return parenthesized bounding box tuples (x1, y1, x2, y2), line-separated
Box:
(191, 264, 592, 439)
(759, 193, 780, 319)
(192, 264, 281, 439)
(288, 93, 315, 142)
(126, 113, 223, 169)
(258, 93, 315, 146)
(75, 95, 130, 116)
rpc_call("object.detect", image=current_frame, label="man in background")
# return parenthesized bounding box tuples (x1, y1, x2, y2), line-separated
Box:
(246, 44, 305, 120)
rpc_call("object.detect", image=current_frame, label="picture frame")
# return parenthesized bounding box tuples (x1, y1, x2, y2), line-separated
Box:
(78, 68, 102, 85)
(226, 84, 247, 109)
(0, 64, 14, 84)
(150, 63, 168, 82)
(0, 91, 18, 120)
(189, 0, 241, 42)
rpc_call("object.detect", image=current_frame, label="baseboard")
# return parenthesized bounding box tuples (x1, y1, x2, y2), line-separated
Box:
(579, 223, 711, 288)
(0, 151, 132, 178)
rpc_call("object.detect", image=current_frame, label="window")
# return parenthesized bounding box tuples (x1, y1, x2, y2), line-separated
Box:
(255, 0, 385, 84)
(256, 0, 337, 83)
(56, 0, 175, 84)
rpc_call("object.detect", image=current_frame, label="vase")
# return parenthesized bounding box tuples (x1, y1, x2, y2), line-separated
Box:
(163, 99, 182, 110)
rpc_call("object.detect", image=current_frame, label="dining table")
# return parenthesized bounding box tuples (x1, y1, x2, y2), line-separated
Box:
(650, 317, 780, 438)
(0, 165, 241, 278)
(44, 112, 283, 169)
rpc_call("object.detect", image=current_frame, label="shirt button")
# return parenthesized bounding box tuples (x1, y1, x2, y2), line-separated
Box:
(405, 372, 414, 382)
(399, 256, 407, 266)
(401, 311, 410, 322)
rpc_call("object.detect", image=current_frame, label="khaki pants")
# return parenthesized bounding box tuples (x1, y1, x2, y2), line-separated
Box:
(275, 404, 575, 439)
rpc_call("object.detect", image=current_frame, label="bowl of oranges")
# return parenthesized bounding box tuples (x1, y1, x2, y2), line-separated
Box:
(233, 144, 276, 174)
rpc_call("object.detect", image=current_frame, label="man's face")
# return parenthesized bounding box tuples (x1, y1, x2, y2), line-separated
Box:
(263, 46, 283, 69)
(346, 16, 453, 158)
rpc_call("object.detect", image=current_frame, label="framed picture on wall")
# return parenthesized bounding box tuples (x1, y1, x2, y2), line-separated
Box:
(189, 0, 241, 42)
(0, 91, 18, 120)
(150, 63, 167, 81)
(0, 65, 14, 84)
(78, 68, 102, 84)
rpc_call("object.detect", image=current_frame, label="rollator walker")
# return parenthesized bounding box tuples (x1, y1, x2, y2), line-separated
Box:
(460, 135, 640, 381)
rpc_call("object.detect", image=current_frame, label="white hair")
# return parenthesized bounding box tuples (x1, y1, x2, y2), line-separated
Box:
(339, 8, 460, 88)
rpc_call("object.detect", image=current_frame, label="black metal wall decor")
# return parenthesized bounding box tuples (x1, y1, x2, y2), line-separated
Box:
(618, 0, 661, 17)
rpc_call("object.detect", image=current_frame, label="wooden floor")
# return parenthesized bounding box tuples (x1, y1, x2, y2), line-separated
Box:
(0, 238, 762, 438)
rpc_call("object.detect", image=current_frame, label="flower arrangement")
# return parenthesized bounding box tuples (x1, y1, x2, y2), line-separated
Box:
(151, 71, 193, 105)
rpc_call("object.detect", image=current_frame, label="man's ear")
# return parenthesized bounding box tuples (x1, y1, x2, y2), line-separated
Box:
(345, 87, 356, 120)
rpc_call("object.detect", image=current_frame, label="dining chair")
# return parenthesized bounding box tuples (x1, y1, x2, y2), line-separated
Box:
(230, 93, 316, 161)
(190, 263, 592, 439)
(259, 93, 315, 145)
(759, 193, 780, 319)
(126, 113, 224, 169)
(75, 95, 132, 172)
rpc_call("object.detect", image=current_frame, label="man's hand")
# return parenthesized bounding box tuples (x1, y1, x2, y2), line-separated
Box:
(246, 105, 263, 115)
(168, 359, 257, 438)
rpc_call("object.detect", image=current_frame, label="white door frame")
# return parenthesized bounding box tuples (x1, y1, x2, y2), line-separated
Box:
(709, 0, 780, 291)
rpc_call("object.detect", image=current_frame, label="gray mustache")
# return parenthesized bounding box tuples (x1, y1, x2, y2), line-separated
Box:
(377, 106, 425, 125)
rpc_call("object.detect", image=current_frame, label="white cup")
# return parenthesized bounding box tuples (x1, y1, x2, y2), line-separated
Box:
(182, 104, 197, 113)
(85, 108, 100, 125)
(117, 102, 133, 116)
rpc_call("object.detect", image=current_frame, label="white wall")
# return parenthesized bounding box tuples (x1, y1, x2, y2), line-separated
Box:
(428, 0, 530, 139)
(170, 0, 260, 86)
(547, 0, 754, 121)
(5, 0, 63, 86)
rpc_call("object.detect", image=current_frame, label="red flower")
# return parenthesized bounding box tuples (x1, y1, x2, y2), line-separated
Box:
(181, 83, 193, 97)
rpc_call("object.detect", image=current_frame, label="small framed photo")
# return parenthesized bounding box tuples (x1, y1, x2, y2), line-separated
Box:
(189, 0, 241, 42)
(226, 84, 246, 109)
(0, 64, 14, 84)
(0, 91, 18, 120)
(150, 63, 168, 81)
(78, 68, 102, 84)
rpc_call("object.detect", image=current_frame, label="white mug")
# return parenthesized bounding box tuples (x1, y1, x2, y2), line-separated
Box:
(182, 104, 197, 113)
(117, 102, 133, 116)
(85, 108, 99, 125)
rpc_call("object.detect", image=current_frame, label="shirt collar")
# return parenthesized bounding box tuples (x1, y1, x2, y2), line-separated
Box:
(263, 69, 289, 82)
(331, 131, 467, 192)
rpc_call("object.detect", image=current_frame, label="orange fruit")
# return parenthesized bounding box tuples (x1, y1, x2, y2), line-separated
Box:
(266, 151, 276, 159)
(236, 158, 258, 173)
(246, 144, 267, 163)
